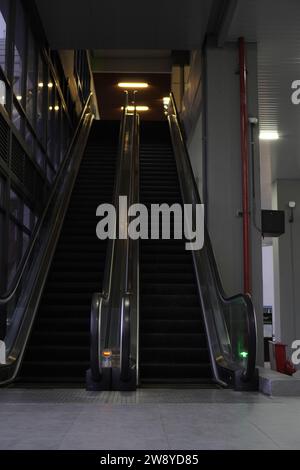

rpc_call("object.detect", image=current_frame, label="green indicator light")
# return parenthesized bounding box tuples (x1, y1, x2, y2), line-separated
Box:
(240, 351, 248, 359)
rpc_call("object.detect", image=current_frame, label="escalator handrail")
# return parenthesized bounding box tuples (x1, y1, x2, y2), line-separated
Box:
(100, 105, 127, 301)
(90, 97, 139, 382)
(168, 92, 257, 383)
(90, 104, 127, 381)
(120, 294, 131, 381)
(89, 106, 127, 380)
(0, 93, 93, 305)
(119, 107, 139, 382)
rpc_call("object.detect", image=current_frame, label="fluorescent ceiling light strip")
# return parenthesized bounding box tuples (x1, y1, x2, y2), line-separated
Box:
(127, 106, 149, 111)
(259, 131, 279, 141)
(118, 82, 148, 89)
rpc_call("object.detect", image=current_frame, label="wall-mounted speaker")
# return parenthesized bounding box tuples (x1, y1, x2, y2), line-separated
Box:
(261, 210, 285, 238)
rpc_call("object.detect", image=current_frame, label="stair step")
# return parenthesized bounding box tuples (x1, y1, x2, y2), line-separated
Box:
(30, 331, 89, 347)
(140, 347, 209, 363)
(36, 317, 89, 328)
(20, 361, 89, 378)
(141, 306, 201, 320)
(140, 332, 207, 348)
(47, 271, 104, 282)
(42, 292, 93, 304)
(139, 124, 212, 385)
(141, 254, 191, 264)
(141, 272, 194, 283)
(39, 304, 97, 317)
(21, 122, 117, 383)
(140, 363, 212, 379)
(141, 283, 197, 295)
(140, 319, 204, 334)
(25, 345, 89, 361)
(141, 263, 193, 274)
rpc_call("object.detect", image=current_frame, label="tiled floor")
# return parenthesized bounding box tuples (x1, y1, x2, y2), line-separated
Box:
(0, 388, 299, 449)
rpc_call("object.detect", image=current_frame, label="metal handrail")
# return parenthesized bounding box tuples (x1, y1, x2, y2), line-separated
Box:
(120, 105, 139, 382)
(89, 96, 139, 388)
(120, 294, 131, 382)
(89, 95, 130, 382)
(168, 92, 257, 383)
(0, 93, 93, 305)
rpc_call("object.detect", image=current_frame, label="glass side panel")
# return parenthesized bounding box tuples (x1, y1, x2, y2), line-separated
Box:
(0, 0, 9, 72)
(26, 31, 37, 124)
(13, 1, 25, 102)
(10, 189, 21, 221)
(22, 231, 29, 257)
(36, 54, 47, 144)
(23, 204, 31, 231)
(12, 104, 22, 131)
(0, 79, 7, 108)
(36, 146, 46, 172)
(8, 220, 20, 286)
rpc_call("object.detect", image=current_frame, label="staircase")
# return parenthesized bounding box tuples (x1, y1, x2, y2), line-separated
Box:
(139, 121, 212, 385)
(19, 121, 118, 384)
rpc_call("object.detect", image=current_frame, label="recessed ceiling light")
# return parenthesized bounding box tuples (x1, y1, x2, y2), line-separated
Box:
(259, 131, 279, 141)
(118, 82, 149, 89)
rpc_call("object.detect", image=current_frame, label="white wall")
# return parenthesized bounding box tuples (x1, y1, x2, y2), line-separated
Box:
(187, 113, 203, 200)
(273, 179, 300, 346)
(262, 245, 275, 309)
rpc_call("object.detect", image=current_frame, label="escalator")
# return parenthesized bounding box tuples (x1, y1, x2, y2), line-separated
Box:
(18, 121, 119, 384)
(89, 94, 258, 392)
(139, 122, 212, 385)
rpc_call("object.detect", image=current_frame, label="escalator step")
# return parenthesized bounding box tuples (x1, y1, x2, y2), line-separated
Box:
(140, 363, 212, 380)
(140, 347, 210, 363)
(139, 121, 212, 386)
(140, 333, 207, 348)
(19, 120, 118, 384)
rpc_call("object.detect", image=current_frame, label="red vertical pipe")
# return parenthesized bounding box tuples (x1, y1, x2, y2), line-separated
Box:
(238, 37, 251, 294)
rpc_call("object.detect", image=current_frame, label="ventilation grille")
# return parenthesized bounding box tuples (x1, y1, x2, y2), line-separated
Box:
(0, 114, 9, 163)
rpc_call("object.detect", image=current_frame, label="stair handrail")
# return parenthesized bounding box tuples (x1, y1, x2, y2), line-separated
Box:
(88, 94, 139, 388)
(88, 102, 127, 384)
(0, 93, 93, 305)
(120, 104, 139, 383)
(167, 92, 257, 384)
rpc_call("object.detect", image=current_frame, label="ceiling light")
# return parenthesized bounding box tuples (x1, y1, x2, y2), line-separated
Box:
(48, 82, 54, 89)
(163, 96, 170, 105)
(49, 106, 53, 111)
(16, 95, 22, 101)
(122, 105, 149, 112)
(54, 105, 59, 111)
(38, 82, 44, 88)
(118, 82, 149, 89)
(259, 131, 279, 141)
